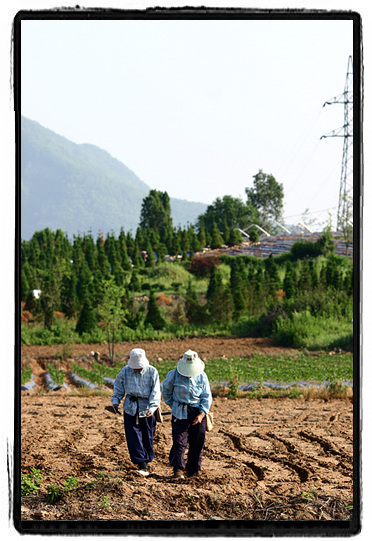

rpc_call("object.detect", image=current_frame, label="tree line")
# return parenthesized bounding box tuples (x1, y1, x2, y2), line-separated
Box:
(20, 172, 353, 350)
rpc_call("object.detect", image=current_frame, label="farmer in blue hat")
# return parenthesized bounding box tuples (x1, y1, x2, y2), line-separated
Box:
(111, 348, 161, 476)
(162, 349, 212, 479)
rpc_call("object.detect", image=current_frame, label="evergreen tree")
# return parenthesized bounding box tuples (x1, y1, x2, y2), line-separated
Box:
(72, 234, 84, 268)
(20, 268, 29, 302)
(265, 255, 281, 296)
(75, 297, 97, 335)
(39, 263, 64, 329)
(227, 227, 243, 247)
(157, 243, 167, 264)
(298, 260, 311, 291)
(211, 285, 234, 323)
(129, 270, 141, 292)
(210, 221, 224, 250)
(83, 233, 98, 272)
(169, 233, 181, 257)
(118, 228, 132, 271)
(206, 262, 222, 300)
(230, 259, 246, 314)
(309, 260, 319, 289)
(197, 220, 206, 248)
(222, 218, 229, 244)
(54, 229, 71, 260)
(139, 189, 173, 245)
(283, 264, 296, 299)
(135, 227, 146, 252)
(76, 259, 92, 306)
(97, 243, 111, 278)
(145, 239, 156, 268)
(144, 291, 166, 330)
(61, 272, 78, 318)
(184, 280, 208, 325)
(132, 243, 145, 268)
(105, 232, 120, 269)
(125, 231, 135, 258)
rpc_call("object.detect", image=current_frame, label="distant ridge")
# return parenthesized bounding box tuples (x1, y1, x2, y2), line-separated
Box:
(20, 117, 207, 240)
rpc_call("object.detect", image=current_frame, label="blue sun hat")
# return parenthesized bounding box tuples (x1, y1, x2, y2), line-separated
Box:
(176, 349, 205, 377)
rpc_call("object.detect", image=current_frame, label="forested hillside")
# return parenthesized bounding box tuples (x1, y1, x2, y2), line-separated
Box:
(20, 222, 353, 352)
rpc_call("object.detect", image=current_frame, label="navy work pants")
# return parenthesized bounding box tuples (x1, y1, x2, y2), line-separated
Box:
(169, 405, 207, 476)
(124, 412, 156, 465)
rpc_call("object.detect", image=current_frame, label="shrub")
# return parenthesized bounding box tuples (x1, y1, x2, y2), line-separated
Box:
(189, 256, 220, 277)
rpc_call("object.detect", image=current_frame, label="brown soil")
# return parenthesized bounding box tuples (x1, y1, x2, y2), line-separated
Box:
(20, 338, 354, 524)
(21, 336, 298, 363)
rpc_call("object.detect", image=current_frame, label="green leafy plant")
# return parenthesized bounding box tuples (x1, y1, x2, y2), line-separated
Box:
(63, 476, 78, 492)
(21, 468, 44, 496)
(99, 495, 112, 509)
(45, 483, 63, 504)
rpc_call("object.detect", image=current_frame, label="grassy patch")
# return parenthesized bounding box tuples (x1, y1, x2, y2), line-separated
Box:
(273, 312, 353, 350)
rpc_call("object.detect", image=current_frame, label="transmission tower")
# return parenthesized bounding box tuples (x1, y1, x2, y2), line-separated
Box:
(321, 55, 353, 231)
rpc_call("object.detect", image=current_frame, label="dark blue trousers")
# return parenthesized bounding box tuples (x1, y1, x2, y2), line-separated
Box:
(169, 405, 207, 476)
(124, 412, 156, 465)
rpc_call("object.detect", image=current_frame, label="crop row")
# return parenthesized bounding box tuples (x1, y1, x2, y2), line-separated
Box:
(21, 353, 353, 396)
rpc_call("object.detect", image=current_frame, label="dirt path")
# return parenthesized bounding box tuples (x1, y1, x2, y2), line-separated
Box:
(21, 393, 353, 522)
(21, 336, 299, 363)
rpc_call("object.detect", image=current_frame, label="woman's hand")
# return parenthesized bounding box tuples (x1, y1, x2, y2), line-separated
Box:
(192, 412, 205, 425)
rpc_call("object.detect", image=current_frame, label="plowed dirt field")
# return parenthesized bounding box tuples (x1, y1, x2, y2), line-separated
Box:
(20, 338, 354, 525)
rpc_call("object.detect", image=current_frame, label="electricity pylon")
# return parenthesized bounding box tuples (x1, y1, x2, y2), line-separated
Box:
(321, 55, 353, 231)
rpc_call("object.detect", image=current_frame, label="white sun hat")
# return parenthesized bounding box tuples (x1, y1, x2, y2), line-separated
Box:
(128, 348, 149, 369)
(176, 349, 205, 377)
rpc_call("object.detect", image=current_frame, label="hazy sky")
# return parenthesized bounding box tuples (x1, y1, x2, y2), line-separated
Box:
(21, 15, 353, 228)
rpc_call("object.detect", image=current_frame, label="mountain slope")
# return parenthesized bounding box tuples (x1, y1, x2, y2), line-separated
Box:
(21, 117, 207, 240)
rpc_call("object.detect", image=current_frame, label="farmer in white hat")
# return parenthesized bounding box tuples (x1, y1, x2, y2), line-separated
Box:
(162, 349, 212, 479)
(110, 348, 161, 476)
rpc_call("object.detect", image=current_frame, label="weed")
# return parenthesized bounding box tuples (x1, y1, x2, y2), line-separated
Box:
(21, 468, 44, 496)
(328, 380, 349, 398)
(301, 484, 319, 502)
(99, 496, 112, 509)
(63, 476, 78, 492)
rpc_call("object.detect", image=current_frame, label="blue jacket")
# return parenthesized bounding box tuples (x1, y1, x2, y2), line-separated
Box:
(162, 368, 212, 419)
(111, 365, 161, 417)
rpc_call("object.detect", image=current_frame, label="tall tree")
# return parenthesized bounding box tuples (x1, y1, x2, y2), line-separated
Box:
(75, 297, 97, 335)
(139, 189, 173, 244)
(144, 291, 166, 330)
(245, 170, 284, 231)
(97, 277, 128, 363)
(197, 195, 251, 235)
(210, 221, 224, 250)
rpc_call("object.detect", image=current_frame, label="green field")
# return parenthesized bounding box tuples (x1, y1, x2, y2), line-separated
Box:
(75, 352, 353, 387)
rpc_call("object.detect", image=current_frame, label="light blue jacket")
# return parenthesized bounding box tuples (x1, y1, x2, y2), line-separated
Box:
(162, 368, 212, 420)
(111, 365, 161, 417)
